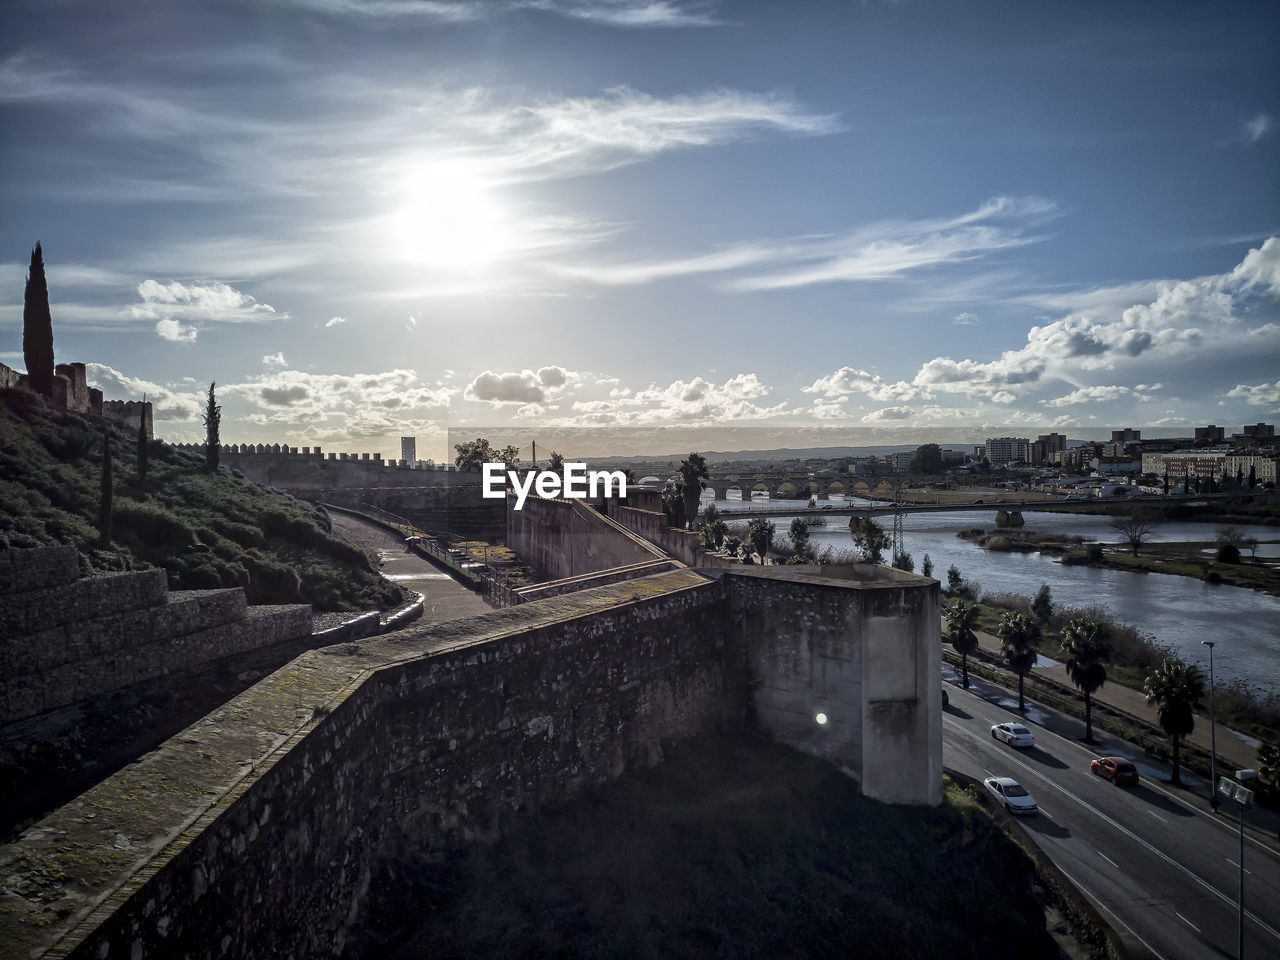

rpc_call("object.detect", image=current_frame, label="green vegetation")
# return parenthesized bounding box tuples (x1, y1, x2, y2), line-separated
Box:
(678, 451, 710, 528)
(998, 611, 1039, 713)
(203, 381, 220, 473)
(1059, 617, 1111, 743)
(1144, 658, 1206, 787)
(0, 389, 405, 611)
(454, 436, 520, 472)
(351, 737, 1058, 960)
(22, 242, 54, 399)
(944, 599, 979, 688)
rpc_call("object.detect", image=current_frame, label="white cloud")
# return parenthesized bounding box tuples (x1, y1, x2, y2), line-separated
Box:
(275, 0, 718, 28)
(809, 397, 851, 420)
(862, 406, 914, 422)
(155, 318, 198, 343)
(464, 366, 576, 405)
(84, 363, 203, 421)
(125, 279, 282, 342)
(325, 315, 348, 327)
(1042, 385, 1131, 407)
(803, 366, 927, 402)
(953, 312, 979, 326)
(1243, 112, 1273, 144)
(1226, 381, 1280, 409)
(262, 352, 287, 366)
(227, 368, 455, 422)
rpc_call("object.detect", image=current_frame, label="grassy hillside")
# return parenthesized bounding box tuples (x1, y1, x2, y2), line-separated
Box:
(0, 389, 405, 612)
(351, 737, 1059, 960)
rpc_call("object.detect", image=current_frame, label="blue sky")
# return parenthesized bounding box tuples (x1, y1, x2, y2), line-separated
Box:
(2, 0, 1277, 459)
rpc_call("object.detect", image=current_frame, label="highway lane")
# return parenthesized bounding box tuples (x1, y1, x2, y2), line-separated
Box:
(942, 682, 1280, 959)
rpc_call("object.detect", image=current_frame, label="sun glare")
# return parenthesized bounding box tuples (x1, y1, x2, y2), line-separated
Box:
(391, 162, 508, 270)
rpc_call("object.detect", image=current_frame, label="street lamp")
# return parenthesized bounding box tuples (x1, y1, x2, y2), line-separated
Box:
(1202, 639, 1218, 811)
(1218, 769, 1257, 960)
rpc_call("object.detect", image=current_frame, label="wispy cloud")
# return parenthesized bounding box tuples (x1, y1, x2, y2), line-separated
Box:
(1243, 112, 1273, 144)
(555, 196, 1056, 290)
(273, 0, 720, 27)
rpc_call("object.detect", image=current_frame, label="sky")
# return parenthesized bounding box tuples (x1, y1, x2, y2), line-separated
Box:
(1, 0, 1278, 461)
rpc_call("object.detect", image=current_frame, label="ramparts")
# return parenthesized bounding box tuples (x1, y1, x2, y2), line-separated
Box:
(0, 562, 939, 959)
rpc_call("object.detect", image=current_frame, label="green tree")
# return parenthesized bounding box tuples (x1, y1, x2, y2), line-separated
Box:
(944, 599, 979, 689)
(454, 437, 500, 471)
(722, 535, 741, 559)
(660, 479, 685, 527)
(946, 563, 963, 594)
(203, 382, 221, 473)
(548, 450, 564, 472)
(1060, 617, 1111, 743)
(678, 453, 709, 528)
(921, 553, 933, 578)
(1031, 583, 1053, 626)
(497, 444, 520, 471)
(136, 394, 149, 483)
(98, 424, 112, 545)
(748, 516, 775, 562)
(892, 549, 914, 572)
(789, 516, 811, 553)
(998, 611, 1039, 712)
(1257, 742, 1280, 804)
(22, 242, 55, 399)
(852, 516, 890, 564)
(909, 443, 944, 475)
(1144, 658, 1206, 786)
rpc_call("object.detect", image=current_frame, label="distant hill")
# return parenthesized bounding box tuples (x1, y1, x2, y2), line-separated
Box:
(0, 388, 405, 611)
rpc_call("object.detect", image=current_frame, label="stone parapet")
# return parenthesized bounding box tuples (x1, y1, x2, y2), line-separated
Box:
(0, 544, 80, 597)
(0, 568, 169, 639)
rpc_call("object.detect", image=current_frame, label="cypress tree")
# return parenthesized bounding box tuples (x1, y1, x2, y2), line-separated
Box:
(98, 425, 113, 545)
(22, 242, 55, 398)
(136, 394, 149, 483)
(203, 382, 221, 472)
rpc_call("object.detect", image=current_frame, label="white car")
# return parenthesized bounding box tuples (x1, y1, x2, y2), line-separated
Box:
(984, 777, 1038, 815)
(991, 722, 1036, 748)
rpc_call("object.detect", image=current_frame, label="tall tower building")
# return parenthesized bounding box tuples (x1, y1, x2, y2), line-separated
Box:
(401, 436, 416, 465)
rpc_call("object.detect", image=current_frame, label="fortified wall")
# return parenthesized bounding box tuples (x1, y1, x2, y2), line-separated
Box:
(180, 445, 505, 540)
(0, 545, 311, 726)
(0, 560, 939, 960)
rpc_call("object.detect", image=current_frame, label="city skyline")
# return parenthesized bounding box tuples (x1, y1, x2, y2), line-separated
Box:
(2, 0, 1278, 461)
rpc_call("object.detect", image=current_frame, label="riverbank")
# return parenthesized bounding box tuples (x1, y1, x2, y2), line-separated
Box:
(1062, 539, 1280, 598)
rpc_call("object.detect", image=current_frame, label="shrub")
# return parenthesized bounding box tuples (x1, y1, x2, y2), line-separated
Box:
(113, 500, 196, 551)
(1216, 543, 1241, 564)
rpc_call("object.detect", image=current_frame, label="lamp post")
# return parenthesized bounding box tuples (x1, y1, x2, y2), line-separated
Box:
(1202, 640, 1218, 812)
(1219, 769, 1257, 959)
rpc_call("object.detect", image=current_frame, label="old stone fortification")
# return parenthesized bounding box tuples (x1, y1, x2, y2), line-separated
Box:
(0, 561, 938, 960)
(0, 361, 103, 417)
(506, 495, 670, 580)
(0, 545, 311, 726)
(183, 448, 506, 540)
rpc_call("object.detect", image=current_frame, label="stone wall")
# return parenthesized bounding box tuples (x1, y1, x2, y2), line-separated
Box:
(101, 400, 153, 441)
(0, 562, 940, 959)
(506, 496, 668, 580)
(0, 546, 311, 725)
(721, 565, 942, 806)
(0, 570, 734, 960)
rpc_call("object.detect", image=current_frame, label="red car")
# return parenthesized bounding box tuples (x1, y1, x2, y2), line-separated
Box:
(1091, 756, 1139, 786)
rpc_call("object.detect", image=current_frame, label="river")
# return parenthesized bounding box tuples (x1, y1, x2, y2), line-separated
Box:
(710, 497, 1280, 691)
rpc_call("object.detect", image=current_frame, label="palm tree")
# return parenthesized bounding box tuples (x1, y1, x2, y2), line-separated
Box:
(678, 452, 709, 528)
(1144, 658, 1205, 786)
(1060, 617, 1111, 743)
(944, 599, 979, 689)
(998, 611, 1039, 713)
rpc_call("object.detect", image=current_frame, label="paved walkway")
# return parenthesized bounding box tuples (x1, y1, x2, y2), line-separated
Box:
(958, 620, 1262, 773)
(330, 513, 495, 624)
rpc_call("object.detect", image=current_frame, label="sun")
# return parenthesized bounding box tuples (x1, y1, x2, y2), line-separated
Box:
(391, 161, 508, 270)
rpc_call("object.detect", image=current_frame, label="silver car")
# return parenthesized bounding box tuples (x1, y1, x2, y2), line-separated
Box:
(991, 722, 1035, 748)
(984, 777, 1038, 815)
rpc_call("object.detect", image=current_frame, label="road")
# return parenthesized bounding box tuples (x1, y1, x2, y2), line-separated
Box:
(942, 678, 1280, 960)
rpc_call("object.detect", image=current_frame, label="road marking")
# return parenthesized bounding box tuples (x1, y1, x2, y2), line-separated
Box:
(1175, 913, 1201, 933)
(1225, 858, 1254, 876)
(944, 717, 1280, 944)
(1145, 810, 1169, 824)
(1054, 864, 1167, 960)
(1098, 851, 1119, 869)
(946, 683, 1280, 865)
